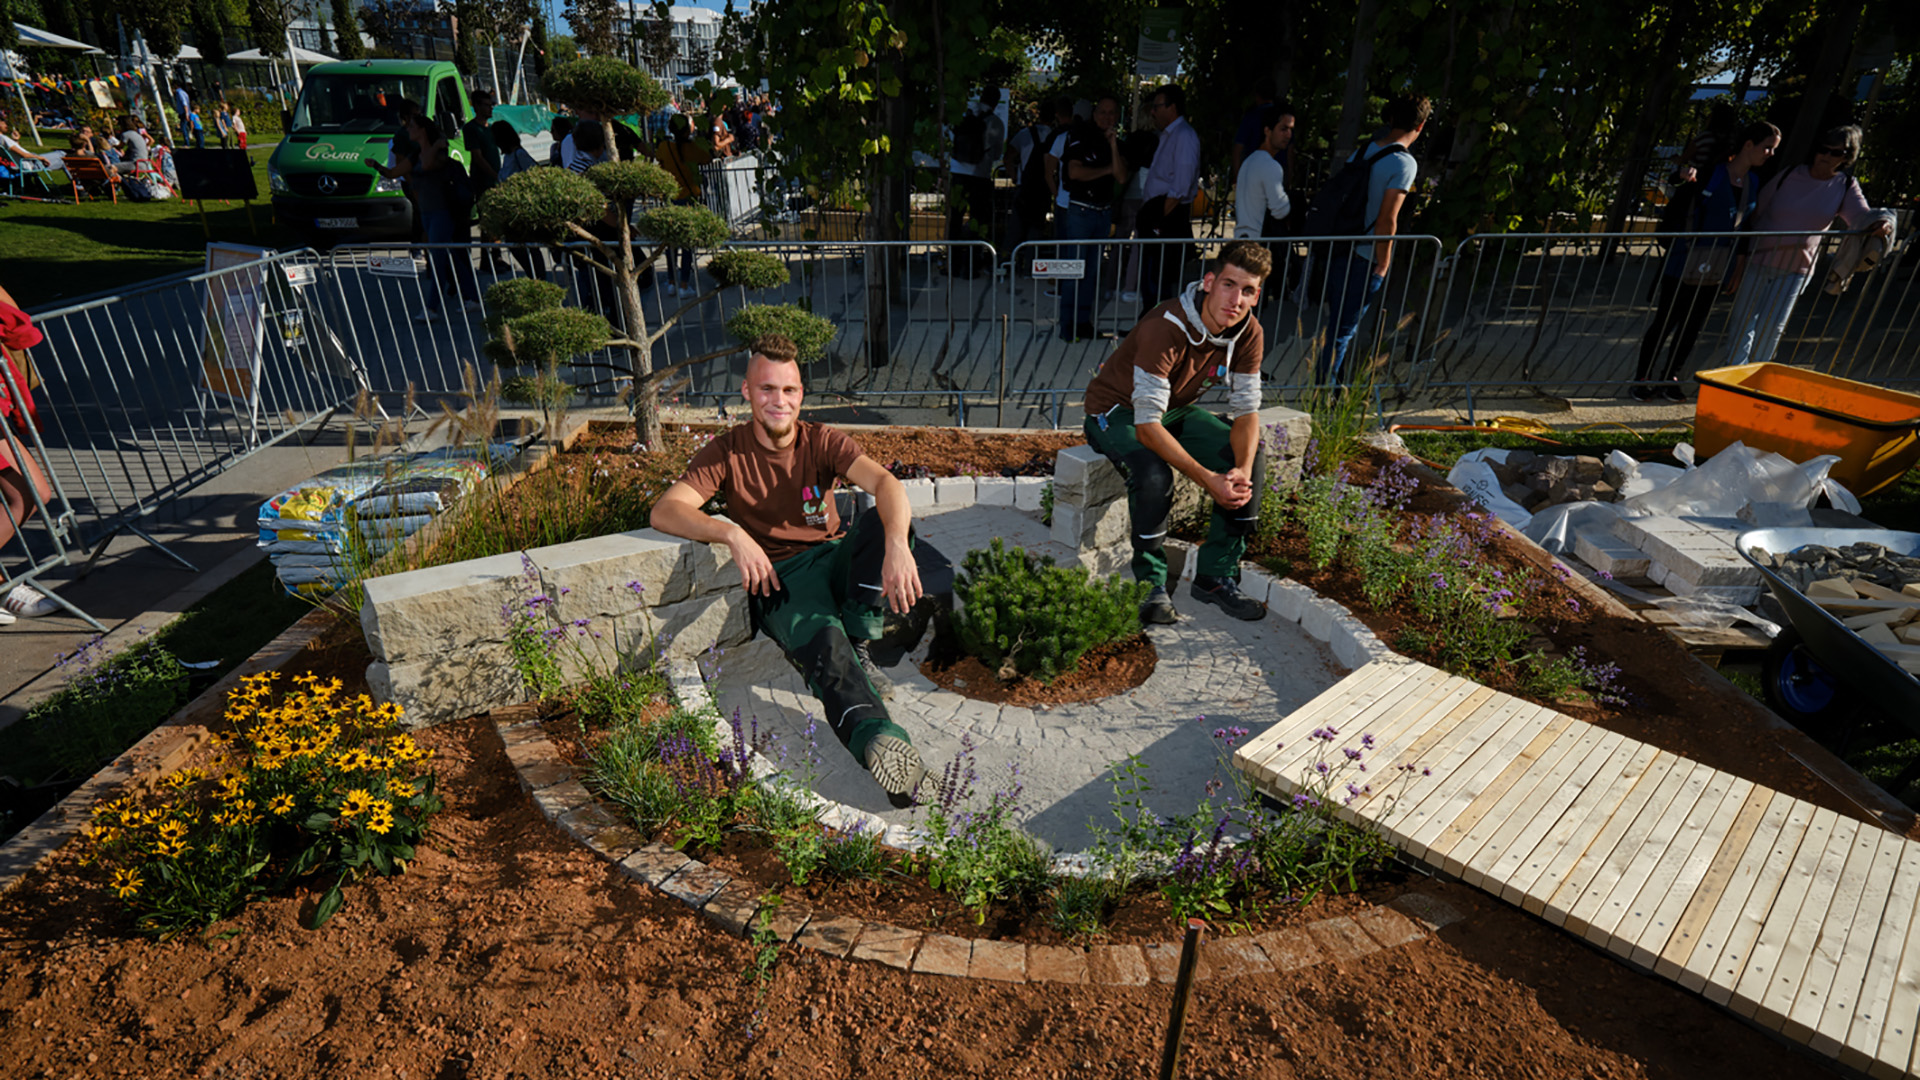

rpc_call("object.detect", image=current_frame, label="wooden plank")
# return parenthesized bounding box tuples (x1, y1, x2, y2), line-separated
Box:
(1257, 670, 1468, 805)
(1556, 758, 1707, 938)
(1579, 762, 1727, 950)
(1802, 827, 1906, 1056)
(1474, 727, 1626, 895)
(1448, 721, 1609, 890)
(1511, 741, 1663, 917)
(1245, 662, 1434, 790)
(1842, 838, 1920, 1073)
(1237, 662, 1417, 788)
(1356, 683, 1500, 789)
(1368, 692, 1538, 850)
(1641, 781, 1773, 973)
(1531, 750, 1683, 926)
(1692, 796, 1818, 1000)
(1610, 775, 1756, 967)
(1398, 701, 1559, 861)
(1725, 806, 1847, 1018)
(1759, 816, 1876, 1033)
(1428, 717, 1579, 879)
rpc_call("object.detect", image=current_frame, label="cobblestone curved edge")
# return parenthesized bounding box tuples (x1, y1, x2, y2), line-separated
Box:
(500, 573, 1443, 983)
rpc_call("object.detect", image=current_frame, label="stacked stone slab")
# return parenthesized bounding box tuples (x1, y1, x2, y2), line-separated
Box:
(1049, 404, 1311, 575)
(1584, 514, 1764, 604)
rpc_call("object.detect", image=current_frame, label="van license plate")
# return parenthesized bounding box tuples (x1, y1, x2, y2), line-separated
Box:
(317, 217, 358, 229)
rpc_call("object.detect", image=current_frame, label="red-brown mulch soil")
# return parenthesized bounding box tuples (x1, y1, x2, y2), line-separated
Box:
(918, 635, 1158, 707)
(0, 709, 1843, 1080)
(0, 429, 1875, 1078)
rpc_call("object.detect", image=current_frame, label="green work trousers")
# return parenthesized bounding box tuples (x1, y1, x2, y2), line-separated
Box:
(751, 507, 910, 762)
(1083, 404, 1263, 587)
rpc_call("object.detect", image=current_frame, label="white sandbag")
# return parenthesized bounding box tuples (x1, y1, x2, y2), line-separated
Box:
(1447, 450, 1531, 528)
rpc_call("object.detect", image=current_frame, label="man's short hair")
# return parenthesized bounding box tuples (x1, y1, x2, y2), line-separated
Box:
(1213, 239, 1273, 282)
(1154, 84, 1186, 115)
(1261, 103, 1295, 131)
(1382, 96, 1432, 132)
(749, 334, 799, 366)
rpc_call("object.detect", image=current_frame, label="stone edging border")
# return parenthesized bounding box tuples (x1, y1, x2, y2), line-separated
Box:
(496, 707, 1448, 982)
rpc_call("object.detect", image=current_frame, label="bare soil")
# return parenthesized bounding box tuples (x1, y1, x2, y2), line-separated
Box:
(0, 430, 1867, 1078)
(0, 705, 1842, 1080)
(918, 634, 1157, 707)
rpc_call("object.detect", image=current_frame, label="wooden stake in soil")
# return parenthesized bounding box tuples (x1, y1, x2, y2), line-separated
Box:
(1158, 919, 1206, 1080)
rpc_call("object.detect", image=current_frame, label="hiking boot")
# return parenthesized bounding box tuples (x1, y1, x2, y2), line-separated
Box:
(1139, 584, 1179, 626)
(1190, 575, 1266, 621)
(852, 637, 894, 700)
(865, 735, 926, 802)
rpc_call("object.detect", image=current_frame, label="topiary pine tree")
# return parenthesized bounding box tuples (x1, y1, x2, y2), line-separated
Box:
(477, 56, 833, 447)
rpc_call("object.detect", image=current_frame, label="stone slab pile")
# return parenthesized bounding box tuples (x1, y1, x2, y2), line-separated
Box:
(1573, 514, 1765, 605)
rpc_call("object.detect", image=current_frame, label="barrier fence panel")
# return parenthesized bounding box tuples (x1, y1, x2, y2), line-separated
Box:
(0, 359, 100, 629)
(1004, 234, 1443, 428)
(326, 239, 1002, 424)
(1425, 228, 1920, 400)
(24, 248, 354, 568)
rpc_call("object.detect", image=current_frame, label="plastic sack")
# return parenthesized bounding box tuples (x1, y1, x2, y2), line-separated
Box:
(1622, 440, 1814, 519)
(1522, 500, 1625, 555)
(1651, 595, 1781, 638)
(1447, 449, 1532, 528)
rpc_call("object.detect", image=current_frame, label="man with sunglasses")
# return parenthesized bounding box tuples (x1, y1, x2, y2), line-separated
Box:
(1723, 125, 1893, 368)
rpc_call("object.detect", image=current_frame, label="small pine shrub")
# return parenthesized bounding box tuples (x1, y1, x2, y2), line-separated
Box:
(952, 539, 1148, 684)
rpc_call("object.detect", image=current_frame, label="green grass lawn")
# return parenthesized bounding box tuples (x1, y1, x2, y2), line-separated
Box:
(1, 132, 303, 310)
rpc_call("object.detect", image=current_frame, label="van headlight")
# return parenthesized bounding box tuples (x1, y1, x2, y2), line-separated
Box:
(374, 175, 404, 193)
(268, 168, 289, 194)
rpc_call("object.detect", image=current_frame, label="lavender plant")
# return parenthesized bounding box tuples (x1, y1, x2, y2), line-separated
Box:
(918, 739, 1051, 922)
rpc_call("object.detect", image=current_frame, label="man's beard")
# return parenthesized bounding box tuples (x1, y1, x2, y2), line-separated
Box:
(754, 412, 795, 440)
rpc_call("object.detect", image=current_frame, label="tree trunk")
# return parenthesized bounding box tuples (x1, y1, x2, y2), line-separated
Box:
(1778, 0, 1865, 167)
(1601, 38, 1683, 254)
(604, 117, 661, 448)
(1331, 0, 1382, 163)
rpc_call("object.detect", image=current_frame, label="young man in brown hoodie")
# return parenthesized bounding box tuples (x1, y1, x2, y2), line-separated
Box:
(1082, 239, 1272, 625)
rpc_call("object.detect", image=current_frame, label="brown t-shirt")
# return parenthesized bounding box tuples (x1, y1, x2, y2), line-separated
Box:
(678, 422, 865, 563)
(1083, 297, 1264, 416)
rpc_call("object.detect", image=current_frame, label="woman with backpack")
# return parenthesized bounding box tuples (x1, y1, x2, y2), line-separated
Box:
(1630, 121, 1778, 402)
(1720, 124, 1893, 367)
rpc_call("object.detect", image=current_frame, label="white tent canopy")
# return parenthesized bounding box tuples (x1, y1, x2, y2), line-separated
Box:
(227, 45, 336, 65)
(12, 22, 104, 53)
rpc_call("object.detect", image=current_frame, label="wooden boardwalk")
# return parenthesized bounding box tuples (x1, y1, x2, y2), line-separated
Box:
(1233, 658, 1920, 1079)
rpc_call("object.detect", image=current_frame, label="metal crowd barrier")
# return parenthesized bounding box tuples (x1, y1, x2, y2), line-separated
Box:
(1426, 228, 1920, 400)
(0, 359, 100, 628)
(23, 247, 356, 571)
(323, 239, 1005, 422)
(1004, 234, 1444, 428)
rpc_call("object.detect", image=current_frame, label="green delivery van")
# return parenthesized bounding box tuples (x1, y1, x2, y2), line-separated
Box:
(269, 59, 475, 245)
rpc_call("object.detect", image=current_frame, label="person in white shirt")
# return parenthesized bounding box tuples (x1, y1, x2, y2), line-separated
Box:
(1233, 103, 1295, 240)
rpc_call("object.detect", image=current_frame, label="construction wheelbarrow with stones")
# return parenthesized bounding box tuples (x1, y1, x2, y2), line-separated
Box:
(1737, 528, 1920, 773)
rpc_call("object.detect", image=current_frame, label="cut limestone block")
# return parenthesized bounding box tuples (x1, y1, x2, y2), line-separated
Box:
(1660, 547, 1762, 588)
(1808, 578, 1859, 599)
(975, 476, 1016, 507)
(1859, 622, 1902, 647)
(1663, 575, 1762, 606)
(932, 476, 976, 505)
(1574, 529, 1651, 579)
(900, 477, 936, 509)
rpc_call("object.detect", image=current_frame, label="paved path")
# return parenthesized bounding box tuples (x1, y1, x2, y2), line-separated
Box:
(1235, 658, 1920, 1080)
(707, 501, 1342, 853)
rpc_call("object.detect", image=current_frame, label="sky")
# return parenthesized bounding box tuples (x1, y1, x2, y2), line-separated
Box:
(542, 0, 744, 31)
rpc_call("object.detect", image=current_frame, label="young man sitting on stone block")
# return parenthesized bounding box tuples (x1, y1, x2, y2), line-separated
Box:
(1083, 238, 1271, 626)
(651, 334, 929, 802)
